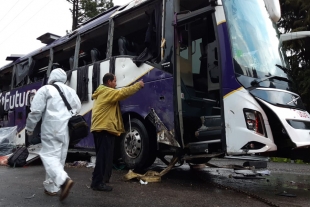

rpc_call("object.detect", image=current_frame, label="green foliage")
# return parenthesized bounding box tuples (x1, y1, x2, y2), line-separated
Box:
(277, 0, 310, 111)
(67, 0, 114, 30)
(78, 0, 114, 23)
(270, 157, 308, 164)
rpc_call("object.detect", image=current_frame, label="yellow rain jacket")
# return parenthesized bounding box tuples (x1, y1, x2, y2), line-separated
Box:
(91, 83, 142, 136)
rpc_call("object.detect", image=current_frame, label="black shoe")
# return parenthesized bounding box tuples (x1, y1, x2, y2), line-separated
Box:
(92, 183, 113, 191)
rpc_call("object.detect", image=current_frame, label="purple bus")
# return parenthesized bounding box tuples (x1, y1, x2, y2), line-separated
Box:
(1, 0, 310, 169)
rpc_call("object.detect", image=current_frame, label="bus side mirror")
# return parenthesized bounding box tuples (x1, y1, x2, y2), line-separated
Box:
(280, 31, 310, 43)
(263, 0, 281, 23)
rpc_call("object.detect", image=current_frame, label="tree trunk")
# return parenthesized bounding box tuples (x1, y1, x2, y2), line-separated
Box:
(72, 0, 79, 31)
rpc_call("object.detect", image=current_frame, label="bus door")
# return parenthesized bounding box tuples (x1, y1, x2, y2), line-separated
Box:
(175, 6, 223, 155)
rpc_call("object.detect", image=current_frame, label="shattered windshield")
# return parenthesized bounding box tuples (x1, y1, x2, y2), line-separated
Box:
(223, 0, 292, 89)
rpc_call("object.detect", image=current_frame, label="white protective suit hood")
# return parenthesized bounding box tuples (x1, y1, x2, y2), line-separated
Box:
(47, 68, 67, 84)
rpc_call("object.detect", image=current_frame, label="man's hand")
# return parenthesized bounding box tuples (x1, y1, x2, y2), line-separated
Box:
(26, 130, 33, 136)
(138, 80, 144, 88)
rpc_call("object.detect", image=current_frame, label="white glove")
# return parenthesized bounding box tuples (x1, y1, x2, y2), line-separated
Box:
(26, 130, 33, 136)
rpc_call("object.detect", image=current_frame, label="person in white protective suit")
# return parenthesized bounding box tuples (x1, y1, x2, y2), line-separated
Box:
(25, 68, 81, 201)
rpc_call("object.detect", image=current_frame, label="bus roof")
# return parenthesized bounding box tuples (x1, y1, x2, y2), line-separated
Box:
(0, 0, 153, 72)
(0, 6, 119, 72)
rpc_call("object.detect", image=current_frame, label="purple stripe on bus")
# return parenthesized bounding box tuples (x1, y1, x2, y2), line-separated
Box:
(120, 71, 175, 130)
(75, 111, 94, 148)
(0, 81, 42, 131)
(75, 68, 175, 149)
(217, 22, 242, 96)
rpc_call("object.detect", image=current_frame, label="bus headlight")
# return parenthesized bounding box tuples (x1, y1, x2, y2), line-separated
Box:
(243, 109, 267, 137)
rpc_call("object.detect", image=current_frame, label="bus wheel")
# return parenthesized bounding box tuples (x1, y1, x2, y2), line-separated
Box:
(121, 118, 154, 170)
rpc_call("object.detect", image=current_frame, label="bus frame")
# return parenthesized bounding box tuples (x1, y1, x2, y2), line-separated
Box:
(0, 0, 310, 169)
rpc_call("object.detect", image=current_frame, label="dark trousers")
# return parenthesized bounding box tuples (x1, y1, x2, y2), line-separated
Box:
(91, 131, 115, 187)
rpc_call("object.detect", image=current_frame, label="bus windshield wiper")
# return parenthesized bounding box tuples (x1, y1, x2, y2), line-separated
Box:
(275, 64, 288, 73)
(275, 103, 300, 110)
(251, 75, 291, 86)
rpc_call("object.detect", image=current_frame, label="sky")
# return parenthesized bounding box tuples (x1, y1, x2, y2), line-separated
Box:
(0, 0, 131, 68)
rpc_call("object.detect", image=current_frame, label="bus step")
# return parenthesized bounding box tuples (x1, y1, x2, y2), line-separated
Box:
(195, 128, 221, 141)
(187, 140, 221, 154)
(195, 115, 222, 141)
(201, 115, 221, 127)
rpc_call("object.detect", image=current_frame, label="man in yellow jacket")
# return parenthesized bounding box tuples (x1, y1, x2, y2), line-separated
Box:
(90, 73, 144, 191)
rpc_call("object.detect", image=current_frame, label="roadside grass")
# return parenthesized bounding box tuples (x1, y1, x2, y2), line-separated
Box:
(270, 157, 309, 164)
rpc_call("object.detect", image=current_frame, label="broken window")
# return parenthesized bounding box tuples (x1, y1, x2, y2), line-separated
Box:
(79, 23, 109, 66)
(28, 51, 50, 82)
(53, 38, 77, 71)
(0, 67, 12, 122)
(112, 0, 162, 65)
(0, 67, 13, 92)
(12, 60, 30, 88)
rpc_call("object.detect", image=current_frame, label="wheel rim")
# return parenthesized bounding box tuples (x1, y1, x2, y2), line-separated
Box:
(124, 128, 142, 158)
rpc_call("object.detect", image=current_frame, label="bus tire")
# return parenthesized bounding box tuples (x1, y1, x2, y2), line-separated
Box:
(120, 118, 154, 170)
(141, 137, 157, 169)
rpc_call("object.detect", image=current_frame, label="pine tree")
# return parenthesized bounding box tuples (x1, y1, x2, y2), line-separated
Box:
(67, 0, 114, 31)
(277, 0, 310, 110)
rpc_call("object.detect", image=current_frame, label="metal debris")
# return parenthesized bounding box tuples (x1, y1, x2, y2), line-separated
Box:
(148, 109, 180, 147)
(234, 170, 257, 176)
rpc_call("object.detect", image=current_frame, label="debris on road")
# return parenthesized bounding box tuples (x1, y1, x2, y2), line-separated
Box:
(24, 194, 35, 199)
(235, 170, 257, 176)
(124, 169, 161, 183)
(124, 157, 179, 183)
(65, 161, 88, 168)
(243, 161, 267, 169)
(256, 170, 271, 176)
(276, 191, 296, 197)
(232, 175, 265, 180)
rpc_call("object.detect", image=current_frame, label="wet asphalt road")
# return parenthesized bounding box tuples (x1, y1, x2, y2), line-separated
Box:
(0, 158, 309, 207)
(199, 159, 310, 207)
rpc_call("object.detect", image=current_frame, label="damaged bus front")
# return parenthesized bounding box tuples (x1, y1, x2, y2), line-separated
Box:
(222, 0, 310, 157)
(171, 0, 310, 164)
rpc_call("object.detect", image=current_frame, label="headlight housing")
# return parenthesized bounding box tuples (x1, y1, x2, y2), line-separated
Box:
(243, 109, 267, 137)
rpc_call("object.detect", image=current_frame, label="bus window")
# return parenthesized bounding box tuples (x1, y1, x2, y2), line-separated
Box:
(178, 14, 219, 99)
(112, 1, 161, 64)
(179, 0, 210, 12)
(28, 50, 50, 82)
(13, 60, 30, 88)
(79, 23, 109, 66)
(53, 38, 76, 71)
(0, 67, 12, 123)
(0, 67, 13, 92)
